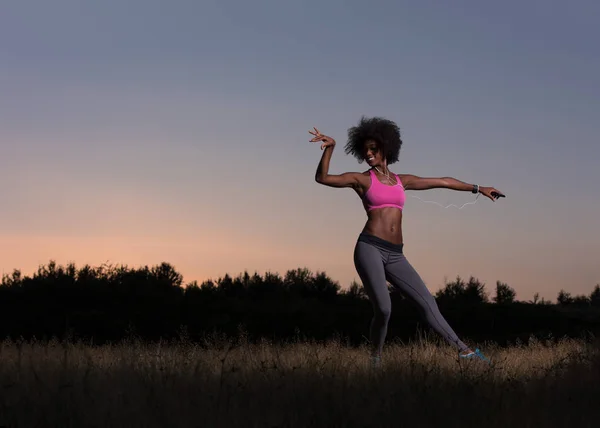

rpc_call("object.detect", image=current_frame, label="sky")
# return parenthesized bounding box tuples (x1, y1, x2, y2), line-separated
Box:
(1, 0, 599, 302)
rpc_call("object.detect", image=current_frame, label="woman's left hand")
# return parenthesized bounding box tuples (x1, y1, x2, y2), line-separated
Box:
(479, 186, 505, 201)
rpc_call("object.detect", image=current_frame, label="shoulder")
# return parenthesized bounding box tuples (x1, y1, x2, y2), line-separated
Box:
(396, 173, 418, 187)
(358, 170, 373, 182)
(349, 171, 371, 186)
(344, 170, 371, 190)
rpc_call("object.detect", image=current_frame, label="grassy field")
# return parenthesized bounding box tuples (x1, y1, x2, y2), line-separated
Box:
(1, 335, 599, 428)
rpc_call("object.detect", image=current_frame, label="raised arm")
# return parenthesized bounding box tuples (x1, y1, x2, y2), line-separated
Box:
(311, 127, 361, 189)
(399, 174, 505, 201)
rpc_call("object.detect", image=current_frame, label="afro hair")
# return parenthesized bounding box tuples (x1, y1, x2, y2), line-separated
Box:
(344, 116, 403, 165)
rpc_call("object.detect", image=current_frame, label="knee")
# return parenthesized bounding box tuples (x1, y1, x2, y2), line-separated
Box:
(373, 305, 392, 322)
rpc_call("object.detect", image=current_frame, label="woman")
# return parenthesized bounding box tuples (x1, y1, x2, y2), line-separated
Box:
(310, 116, 504, 367)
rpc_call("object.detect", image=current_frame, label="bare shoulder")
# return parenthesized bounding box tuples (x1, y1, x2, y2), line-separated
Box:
(396, 173, 418, 187)
(357, 170, 372, 184)
(348, 171, 371, 189)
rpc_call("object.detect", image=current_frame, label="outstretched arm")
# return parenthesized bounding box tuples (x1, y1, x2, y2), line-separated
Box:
(399, 174, 505, 201)
(400, 175, 473, 191)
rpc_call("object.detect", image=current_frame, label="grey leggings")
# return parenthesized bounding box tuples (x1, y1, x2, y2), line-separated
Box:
(353, 232, 468, 355)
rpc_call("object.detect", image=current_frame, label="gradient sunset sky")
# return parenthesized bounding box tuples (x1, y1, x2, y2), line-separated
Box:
(2, 1, 599, 301)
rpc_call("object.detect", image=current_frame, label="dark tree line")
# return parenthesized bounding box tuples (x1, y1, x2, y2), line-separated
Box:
(1, 261, 599, 347)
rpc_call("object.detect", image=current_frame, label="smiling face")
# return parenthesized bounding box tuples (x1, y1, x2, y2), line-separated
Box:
(363, 139, 385, 167)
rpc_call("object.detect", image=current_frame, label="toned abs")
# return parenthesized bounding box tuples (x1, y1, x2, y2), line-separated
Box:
(363, 208, 404, 244)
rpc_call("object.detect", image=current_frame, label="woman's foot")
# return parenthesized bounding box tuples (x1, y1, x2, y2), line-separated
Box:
(370, 354, 382, 369)
(459, 348, 490, 363)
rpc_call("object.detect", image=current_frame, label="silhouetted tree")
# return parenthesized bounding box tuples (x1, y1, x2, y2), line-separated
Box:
(200, 279, 216, 294)
(528, 292, 551, 305)
(530, 292, 540, 304)
(184, 280, 201, 297)
(263, 271, 284, 292)
(557, 290, 574, 305)
(557, 289, 590, 307)
(1, 269, 22, 287)
(218, 274, 244, 297)
(345, 280, 367, 299)
(465, 277, 489, 304)
(3, 259, 600, 347)
(284, 268, 314, 297)
(435, 276, 466, 304)
(436, 276, 487, 305)
(493, 281, 516, 304)
(590, 285, 600, 307)
(247, 271, 285, 299)
(311, 271, 340, 300)
(572, 295, 591, 307)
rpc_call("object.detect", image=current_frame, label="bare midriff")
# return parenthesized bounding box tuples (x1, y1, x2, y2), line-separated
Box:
(361, 207, 404, 245)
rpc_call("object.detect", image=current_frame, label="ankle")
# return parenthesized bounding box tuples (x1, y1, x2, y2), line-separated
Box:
(370, 354, 382, 369)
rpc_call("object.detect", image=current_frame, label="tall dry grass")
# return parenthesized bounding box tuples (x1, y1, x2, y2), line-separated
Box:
(1, 335, 599, 427)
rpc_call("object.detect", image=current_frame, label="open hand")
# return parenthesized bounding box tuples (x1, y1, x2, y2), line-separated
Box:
(309, 127, 336, 150)
(479, 186, 505, 202)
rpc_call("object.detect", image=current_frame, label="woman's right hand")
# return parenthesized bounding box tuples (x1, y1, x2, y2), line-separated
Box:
(309, 127, 336, 150)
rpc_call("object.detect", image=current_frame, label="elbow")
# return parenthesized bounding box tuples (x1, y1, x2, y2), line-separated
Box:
(315, 174, 326, 184)
(439, 177, 454, 189)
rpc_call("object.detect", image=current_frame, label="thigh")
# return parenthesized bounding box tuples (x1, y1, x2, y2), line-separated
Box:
(353, 241, 390, 310)
(384, 254, 435, 304)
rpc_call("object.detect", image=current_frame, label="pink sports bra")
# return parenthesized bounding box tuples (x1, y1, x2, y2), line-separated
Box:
(361, 169, 406, 212)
